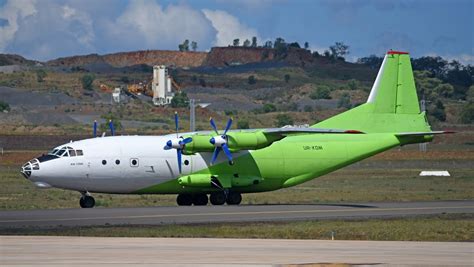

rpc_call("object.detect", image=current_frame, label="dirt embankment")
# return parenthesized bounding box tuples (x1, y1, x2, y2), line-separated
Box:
(44, 47, 314, 69)
(47, 50, 208, 68)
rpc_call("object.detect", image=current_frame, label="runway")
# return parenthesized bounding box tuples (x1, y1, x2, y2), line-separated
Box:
(0, 200, 472, 228)
(1, 236, 473, 266)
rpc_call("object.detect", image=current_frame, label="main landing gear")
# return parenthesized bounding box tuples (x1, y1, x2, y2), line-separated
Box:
(79, 193, 95, 208)
(176, 192, 242, 206)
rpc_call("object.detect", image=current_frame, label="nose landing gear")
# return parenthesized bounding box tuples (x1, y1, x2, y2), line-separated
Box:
(79, 193, 95, 208)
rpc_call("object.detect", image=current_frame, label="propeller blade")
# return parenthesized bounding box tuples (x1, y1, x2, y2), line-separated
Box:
(174, 112, 179, 138)
(222, 143, 233, 164)
(163, 146, 172, 150)
(109, 120, 115, 136)
(182, 137, 193, 144)
(211, 147, 221, 165)
(210, 117, 219, 135)
(93, 120, 97, 138)
(177, 149, 182, 174)
(223, 118, 233, 135)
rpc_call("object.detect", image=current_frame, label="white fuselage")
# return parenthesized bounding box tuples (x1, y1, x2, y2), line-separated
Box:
(23, 135, 224, 193)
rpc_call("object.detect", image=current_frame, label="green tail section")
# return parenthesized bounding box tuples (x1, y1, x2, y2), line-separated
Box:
(313, 51, 431, 134)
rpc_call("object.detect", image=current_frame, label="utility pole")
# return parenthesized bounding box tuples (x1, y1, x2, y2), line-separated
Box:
(190, 98, 195, 132)
(419, 98, 427, 152)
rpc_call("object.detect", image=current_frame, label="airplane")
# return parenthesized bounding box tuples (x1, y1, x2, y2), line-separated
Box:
(20, 51, 452, 208)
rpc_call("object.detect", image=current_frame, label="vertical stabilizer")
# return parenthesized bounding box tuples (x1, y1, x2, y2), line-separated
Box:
(367, 51, 420, 114)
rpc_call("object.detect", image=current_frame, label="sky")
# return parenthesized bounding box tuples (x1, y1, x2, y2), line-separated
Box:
(0, 0, 472, 64)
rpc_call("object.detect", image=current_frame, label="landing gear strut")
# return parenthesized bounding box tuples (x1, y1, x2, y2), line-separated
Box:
(79, 193, 95, 208)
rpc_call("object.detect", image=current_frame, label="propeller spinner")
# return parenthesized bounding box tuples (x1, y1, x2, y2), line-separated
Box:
(163, 112, 193, 174)
(209, 117, 234, 165)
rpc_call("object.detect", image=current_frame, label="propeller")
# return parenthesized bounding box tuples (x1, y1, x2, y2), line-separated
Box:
(209, 117, 234, 165)
(163, 112, 193, 174)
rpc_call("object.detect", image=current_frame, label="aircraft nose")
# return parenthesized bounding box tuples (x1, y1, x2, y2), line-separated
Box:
(20, 158, 40, 179)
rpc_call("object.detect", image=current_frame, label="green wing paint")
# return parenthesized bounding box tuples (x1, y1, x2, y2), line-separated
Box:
(135, 52, 440, 195)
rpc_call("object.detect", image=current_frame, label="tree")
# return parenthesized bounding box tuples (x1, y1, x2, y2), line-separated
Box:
(243, 39, 251, 47)
(467, 85, 474, 101)
(430, 100, 446, 121)
(435, 83, 454, 98)
(263, 41, 272, 48)
(178, 40, 190, 51)
(171, 91, 189, 108)
(275, 113, 294, 127)
(329, 42, 350, 60)
(233, 38, 240, 46)
(237, 119, 250, 129)
(251, 36, 257, 47)
(274, 37, 287, 58)
(81, 74, 95, 91)
(248, 75, 256, 85)
(191, 41, 198, 51)
(36, 69, 47, 82)
(460, 102, 474, 124)
(288, 42, 300, 48)
(304, 42, 309, 50)
(337, 92, 351, 109)
(411, 56, 447, 77)
(284, 74, 290, 83)
(310, 85, 331, 99)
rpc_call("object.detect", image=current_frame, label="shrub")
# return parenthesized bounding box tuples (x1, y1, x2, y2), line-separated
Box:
(36, 69, 47, 82)
(248, 75, 256, 85)
(237, 120, 250, 129)
(81, 74, 95, 91)
(0, 101, 10, 112)
(263, 103, 277, 113)
(275, 114, 294, 127)
(310, 85, 331, 100)
(460, 102, 474, 124)
(304, 105, 313, 112)
(337, 93, 351, 109)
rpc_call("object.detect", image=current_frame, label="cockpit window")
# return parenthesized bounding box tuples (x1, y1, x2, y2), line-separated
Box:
(47, 146, 83, 157)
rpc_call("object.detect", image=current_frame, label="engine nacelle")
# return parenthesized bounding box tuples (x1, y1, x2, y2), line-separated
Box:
(182, 131, 281, 154)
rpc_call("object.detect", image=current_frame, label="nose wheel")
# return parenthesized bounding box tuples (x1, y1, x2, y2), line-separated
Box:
(79, 194, 95, 208)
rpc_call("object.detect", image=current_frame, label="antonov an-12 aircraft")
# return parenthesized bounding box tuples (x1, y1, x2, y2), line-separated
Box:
(21, 51, 451, 208)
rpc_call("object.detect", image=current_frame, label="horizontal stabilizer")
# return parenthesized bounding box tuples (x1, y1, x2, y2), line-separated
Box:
(395, 131, 455, 136)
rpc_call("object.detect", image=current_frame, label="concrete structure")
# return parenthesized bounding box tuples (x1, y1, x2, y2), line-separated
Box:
(152, 65, 174, 106)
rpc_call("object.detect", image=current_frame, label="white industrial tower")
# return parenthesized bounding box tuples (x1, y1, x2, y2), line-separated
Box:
(152, 65, 174, 106)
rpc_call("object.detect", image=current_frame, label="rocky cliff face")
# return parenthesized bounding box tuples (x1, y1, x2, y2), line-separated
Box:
(47, 50, 207, 68)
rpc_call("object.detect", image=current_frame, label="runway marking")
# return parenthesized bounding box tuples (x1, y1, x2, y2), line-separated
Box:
(0, 205, 472, 224)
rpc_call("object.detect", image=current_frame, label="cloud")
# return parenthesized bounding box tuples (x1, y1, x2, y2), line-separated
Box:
(0, 0, 37, 51)
(104, 1, 215, 52)
(425, 52, 474, 65)
(202, 9, 258, 46)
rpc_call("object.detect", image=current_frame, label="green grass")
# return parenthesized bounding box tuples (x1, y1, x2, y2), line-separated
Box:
(2, 214, 472, 241)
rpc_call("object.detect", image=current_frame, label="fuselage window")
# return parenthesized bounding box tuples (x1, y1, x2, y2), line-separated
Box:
(69, 149, 76, 157)
(102, 160, 107, 165)
(184, 160, 190, 166)
(130, 158, 139, 167)
(76, 150, 83, 156)
(115, 159, 120, 165)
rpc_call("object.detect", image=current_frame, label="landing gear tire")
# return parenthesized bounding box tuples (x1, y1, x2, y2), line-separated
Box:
(210, 192, 226, 205)
(192, 194, 209, 206)
(226, 192, 242, 205)
(79, 195, 95, 208)
(176, 194, 193, 206)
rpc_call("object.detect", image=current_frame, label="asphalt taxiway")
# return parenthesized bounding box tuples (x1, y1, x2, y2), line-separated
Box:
(1, 236, 473, 266)
(0, 200, 472, 228)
